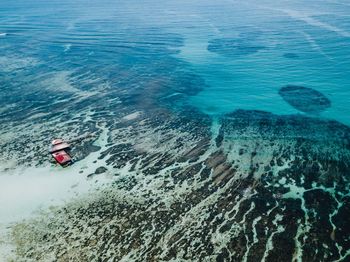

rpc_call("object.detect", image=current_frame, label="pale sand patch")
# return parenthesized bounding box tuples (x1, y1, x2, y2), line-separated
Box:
(0, 125, 111, 224)
(41, 71, 80, 93)
(0, 56, 38, 72)
(0, 226, 15, 262)
(0, 131, 17, 146)
(40, 71, 101, 99)
(27, 112, 51, 120)
(0, 125, 113, 260)
(122, 111, 142, 121)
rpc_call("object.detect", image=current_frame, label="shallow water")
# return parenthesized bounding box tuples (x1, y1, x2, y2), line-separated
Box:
(1, 0, 350, 261)
(173, 1, 350, 125)
(1, 0, 350, 122)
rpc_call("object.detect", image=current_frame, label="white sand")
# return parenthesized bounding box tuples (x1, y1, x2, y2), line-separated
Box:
(0, 125, 111, 224)
(0, 125, 113, 260)
(122, 111, 142, 121)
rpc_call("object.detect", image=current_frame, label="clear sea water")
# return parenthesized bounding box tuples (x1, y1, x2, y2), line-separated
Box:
(1, 0, 350, 125)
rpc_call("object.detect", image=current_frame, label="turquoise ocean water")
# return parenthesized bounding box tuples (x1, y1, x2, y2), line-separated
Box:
(1, 0, 350, 125)
(172, 1, 350, 125)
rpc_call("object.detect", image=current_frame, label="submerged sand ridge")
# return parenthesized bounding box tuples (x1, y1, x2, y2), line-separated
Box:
(2, 106, 350, 262)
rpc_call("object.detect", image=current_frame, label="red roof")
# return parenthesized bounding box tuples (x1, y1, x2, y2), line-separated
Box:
(52, 150, 72, 165)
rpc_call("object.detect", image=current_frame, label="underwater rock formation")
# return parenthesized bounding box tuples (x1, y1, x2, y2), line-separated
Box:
(279, 85, 331, 114)
(283, 53, 299, 59)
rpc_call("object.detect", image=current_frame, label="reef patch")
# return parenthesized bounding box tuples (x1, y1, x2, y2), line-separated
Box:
(283, 53, 299, 59)
(6, 108, 350, 262)
(279, 85, 331, 114)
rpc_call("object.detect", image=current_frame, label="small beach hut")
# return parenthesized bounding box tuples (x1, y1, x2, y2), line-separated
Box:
(49, 139, 72, 166)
